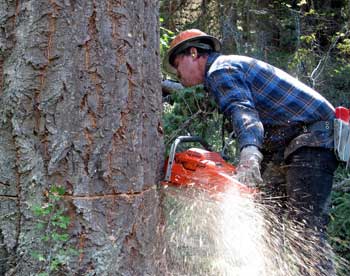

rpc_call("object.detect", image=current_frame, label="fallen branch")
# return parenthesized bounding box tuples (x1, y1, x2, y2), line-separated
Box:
(162, 80, 184, 95)
(333, 178, 350, 192)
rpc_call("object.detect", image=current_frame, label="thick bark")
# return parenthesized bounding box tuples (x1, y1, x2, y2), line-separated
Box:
(0, 0, 165, 275)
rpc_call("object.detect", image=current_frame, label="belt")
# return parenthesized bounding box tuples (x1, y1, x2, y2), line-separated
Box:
(301, 120, 333, 133)
(284, 120, 334, 159)
(263, 120, 334, 153)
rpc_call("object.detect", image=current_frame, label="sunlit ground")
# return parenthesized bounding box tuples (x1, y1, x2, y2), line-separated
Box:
(162, 182, 349, 276)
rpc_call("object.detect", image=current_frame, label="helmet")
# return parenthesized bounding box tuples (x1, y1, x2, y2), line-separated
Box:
(163, 29, 221, 77)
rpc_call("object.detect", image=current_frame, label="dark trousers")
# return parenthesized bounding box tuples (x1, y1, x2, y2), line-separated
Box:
(261, 146, 338, 275)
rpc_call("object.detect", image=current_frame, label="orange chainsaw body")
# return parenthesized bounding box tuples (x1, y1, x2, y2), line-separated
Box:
(163, 146, 254, 195)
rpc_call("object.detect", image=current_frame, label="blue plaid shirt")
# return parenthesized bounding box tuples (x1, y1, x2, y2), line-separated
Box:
(204, 53, 335, 151)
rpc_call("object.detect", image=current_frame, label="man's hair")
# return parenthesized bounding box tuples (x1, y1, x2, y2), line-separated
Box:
(169, 47, 213, 66)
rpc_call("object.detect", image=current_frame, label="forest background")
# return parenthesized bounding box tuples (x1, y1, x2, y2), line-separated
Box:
(160, 0, 350, 270)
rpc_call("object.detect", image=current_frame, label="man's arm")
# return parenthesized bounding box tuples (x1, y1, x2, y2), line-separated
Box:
(206, 67, 264, 151)
(206, 67, 264, 186)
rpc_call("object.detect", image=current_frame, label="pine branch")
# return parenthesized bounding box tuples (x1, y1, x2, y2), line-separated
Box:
(165, 110, 203, 147)
(310, 26, 350, 88)
(333, 178, 350, 192)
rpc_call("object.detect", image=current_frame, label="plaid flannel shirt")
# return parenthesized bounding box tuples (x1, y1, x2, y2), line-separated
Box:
(204, 53, 335, 152)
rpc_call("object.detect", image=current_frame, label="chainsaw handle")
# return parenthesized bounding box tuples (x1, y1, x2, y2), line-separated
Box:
(164, 136, 212, 181)
(173, 136, 211, 149)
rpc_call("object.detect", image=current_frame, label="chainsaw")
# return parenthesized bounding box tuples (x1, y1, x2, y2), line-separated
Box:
(162, 136, 256, 196)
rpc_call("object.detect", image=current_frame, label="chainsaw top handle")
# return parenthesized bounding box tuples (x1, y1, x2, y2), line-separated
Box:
(165, 136, 212, 182)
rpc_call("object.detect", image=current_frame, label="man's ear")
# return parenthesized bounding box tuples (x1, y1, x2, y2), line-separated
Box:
(190, 47, 198, 59)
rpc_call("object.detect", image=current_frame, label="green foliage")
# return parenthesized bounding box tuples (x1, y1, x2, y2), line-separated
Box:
(164, 87, 212, 143)
(160, 17, 175, 59)
(329, 168, 350, 244)
(300, 33, 316, 45)
(31, 186, 78, 276)
(329, 191, 350, 257)
(163, 85, 238, 161)
(288, 48, 314, 74)
(320, 62, 350, 106)
(337, 38, 350, 55)
(329, 167, 350, 273)
(164, 86, 208, 141)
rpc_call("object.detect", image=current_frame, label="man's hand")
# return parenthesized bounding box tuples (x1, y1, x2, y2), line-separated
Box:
(235, 146, 263, 187)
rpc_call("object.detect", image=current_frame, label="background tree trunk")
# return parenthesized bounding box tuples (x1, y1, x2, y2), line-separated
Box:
(0, 1, 166, 275)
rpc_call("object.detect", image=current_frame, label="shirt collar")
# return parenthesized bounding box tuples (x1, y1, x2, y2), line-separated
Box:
(205, 52, 221, 75)
(204, 52, 220, 88)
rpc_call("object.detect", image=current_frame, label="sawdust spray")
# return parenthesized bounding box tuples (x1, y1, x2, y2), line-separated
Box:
(162, 183, 347, 276)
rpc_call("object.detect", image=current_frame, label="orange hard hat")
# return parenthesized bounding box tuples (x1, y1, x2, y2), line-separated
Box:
(163, 29, 221, 77)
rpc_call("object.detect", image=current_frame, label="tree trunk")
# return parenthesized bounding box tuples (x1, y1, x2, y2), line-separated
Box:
(0, 1, 166, 275)
(219, 0, 240, 54)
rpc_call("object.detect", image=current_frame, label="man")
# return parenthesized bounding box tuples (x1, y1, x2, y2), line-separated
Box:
(163, 29, 339, 275)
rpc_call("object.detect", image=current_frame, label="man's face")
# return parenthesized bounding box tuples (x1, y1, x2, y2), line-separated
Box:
(173, 53, 204, 87)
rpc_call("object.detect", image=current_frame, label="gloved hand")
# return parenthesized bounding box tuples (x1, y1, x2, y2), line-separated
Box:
(235, 145, 263, 187)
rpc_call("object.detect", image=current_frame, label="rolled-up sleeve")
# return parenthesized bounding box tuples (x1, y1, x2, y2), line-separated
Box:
(206, 67, 264, 150)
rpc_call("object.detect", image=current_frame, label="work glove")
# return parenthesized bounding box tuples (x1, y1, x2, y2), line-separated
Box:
(235, 145, 263, 187)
